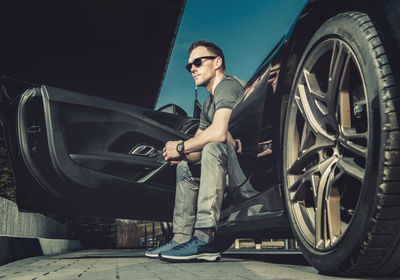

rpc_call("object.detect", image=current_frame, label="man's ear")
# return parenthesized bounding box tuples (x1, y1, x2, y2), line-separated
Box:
(214, 57, 223, 70)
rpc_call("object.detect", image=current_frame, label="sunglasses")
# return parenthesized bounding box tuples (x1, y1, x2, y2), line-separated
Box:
(185, 56, 217, 72)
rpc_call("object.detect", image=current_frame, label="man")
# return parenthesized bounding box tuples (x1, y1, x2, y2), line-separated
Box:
(145, 40, 258, 262)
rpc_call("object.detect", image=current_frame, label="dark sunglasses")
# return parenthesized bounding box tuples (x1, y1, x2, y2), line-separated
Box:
(185, 56, 217, 72)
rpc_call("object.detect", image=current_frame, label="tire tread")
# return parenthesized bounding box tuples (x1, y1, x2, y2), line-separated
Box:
(337, 12, 400, 276)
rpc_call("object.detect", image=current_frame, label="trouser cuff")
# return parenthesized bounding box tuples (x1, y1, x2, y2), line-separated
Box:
(173, 233, 192, 244)
(194, 219, 216, 230)
(194, 230, 214, 243)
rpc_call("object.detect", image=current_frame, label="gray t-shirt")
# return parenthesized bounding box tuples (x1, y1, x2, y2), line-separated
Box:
(199, 75, 245, 130)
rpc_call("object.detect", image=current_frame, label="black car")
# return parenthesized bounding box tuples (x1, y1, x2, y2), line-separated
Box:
(1, 0, 400, 276)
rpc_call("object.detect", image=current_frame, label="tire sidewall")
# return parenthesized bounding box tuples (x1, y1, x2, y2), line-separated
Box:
(283, 12, 383, 273)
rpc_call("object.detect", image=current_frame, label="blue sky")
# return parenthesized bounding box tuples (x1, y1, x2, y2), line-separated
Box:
(156, 0, 308, 115)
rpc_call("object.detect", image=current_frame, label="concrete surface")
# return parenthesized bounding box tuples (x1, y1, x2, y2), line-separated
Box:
(0, 197, 67, 238)
(38, 238, 82, 256)
(0, 236, 42, 265)
(0, 249, 396, 280)
(0, 197, 82, 265)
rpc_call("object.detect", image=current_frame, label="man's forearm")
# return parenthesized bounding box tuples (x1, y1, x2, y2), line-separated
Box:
(184, 151, 201, 162)
(184, 124, 227, 154)
(174, 108, 232, 159)
(184, 129, 231, 162)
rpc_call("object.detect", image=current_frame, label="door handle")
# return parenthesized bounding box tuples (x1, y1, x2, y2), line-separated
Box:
(129, 145, 157, 156)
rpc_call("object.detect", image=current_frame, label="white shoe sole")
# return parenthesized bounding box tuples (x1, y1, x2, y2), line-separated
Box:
(144, 252, 159, 258)
(159, 252, 221, 262)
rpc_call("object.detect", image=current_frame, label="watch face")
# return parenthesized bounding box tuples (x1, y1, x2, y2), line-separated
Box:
(177, 142, 184, 154)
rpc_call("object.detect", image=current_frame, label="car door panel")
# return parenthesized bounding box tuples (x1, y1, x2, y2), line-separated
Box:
(16, 85, 193, 220)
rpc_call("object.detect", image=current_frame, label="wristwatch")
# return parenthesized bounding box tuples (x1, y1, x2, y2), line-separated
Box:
(176, 141, 185, 156)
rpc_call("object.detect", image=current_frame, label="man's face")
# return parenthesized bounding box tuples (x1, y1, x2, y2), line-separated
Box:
(187, 46, 217, 87)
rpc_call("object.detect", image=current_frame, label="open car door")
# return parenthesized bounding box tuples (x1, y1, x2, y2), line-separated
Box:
(8, 86, 198, 220)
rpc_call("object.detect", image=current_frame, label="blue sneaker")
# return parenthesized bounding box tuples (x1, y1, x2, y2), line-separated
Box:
(159, 236, 221, 262)
(145, 240, 179, 258)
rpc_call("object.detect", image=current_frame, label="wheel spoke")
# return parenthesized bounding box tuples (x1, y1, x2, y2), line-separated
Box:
(339, 138, 367, 158)
(337, 157, 365, 181)
(314, 157, 337, 249)
(289, 167, 317, 202)
(304, 69, 326, 103)
(341, 129, 368, 140)
(327, 42, 349, 105)
(315, 191, 324, 248)
(326, 41, 351, 130)
(296, 82, 337, 140)
(300, 121, 313, 152)
(339, 129, 368, 158)
(326, 184, 341, 244)
(338, 55, 352, 129)
(295, 84, 320, 134)
(289, 157, 336, 201)
(304, 70, 329, 118)
(287, 133, 335, 175)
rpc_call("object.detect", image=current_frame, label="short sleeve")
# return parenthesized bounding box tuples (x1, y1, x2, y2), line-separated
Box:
(213, 78, 244, 111)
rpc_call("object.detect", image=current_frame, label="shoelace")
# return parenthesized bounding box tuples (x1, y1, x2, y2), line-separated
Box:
(164, 240, 177, 247)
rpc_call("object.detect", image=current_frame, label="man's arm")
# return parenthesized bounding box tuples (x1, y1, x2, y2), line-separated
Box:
(182, 129, 203, 162)
(163, 108, 232, 162)
(184, 108, 232, 153)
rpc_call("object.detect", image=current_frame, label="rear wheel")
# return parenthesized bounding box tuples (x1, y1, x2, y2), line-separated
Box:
(283, 12, 400, 275)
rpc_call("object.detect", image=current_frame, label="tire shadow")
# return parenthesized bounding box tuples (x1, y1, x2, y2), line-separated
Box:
(222, 251, 310, 266)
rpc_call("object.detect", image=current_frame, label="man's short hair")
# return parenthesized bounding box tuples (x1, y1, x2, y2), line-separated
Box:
(188, 40, 225, 70)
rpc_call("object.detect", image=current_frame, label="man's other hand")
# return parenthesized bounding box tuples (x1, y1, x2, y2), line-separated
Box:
(234, 139, 242, 154)
(164, 140, 183, 163)
(257, 140, 272, 158)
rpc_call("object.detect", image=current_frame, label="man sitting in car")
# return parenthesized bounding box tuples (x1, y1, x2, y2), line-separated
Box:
(145, 40, 261, 262)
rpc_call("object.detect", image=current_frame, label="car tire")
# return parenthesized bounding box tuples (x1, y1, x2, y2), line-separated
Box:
(283, 12, 400, 275)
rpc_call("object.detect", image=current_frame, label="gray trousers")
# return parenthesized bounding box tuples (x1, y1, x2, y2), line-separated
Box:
(172, 142, 258, 236)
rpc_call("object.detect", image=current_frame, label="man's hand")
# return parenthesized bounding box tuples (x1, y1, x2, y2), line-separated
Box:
(163, 140, 183, 163)
(257, 140, 272, 158)
(234, 139, 242, 154)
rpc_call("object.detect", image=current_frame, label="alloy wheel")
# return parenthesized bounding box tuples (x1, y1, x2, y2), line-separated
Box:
(284, 38, 369, 251)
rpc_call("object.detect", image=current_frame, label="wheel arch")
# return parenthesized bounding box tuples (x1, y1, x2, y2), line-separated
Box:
(274, 0, 399, 104)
